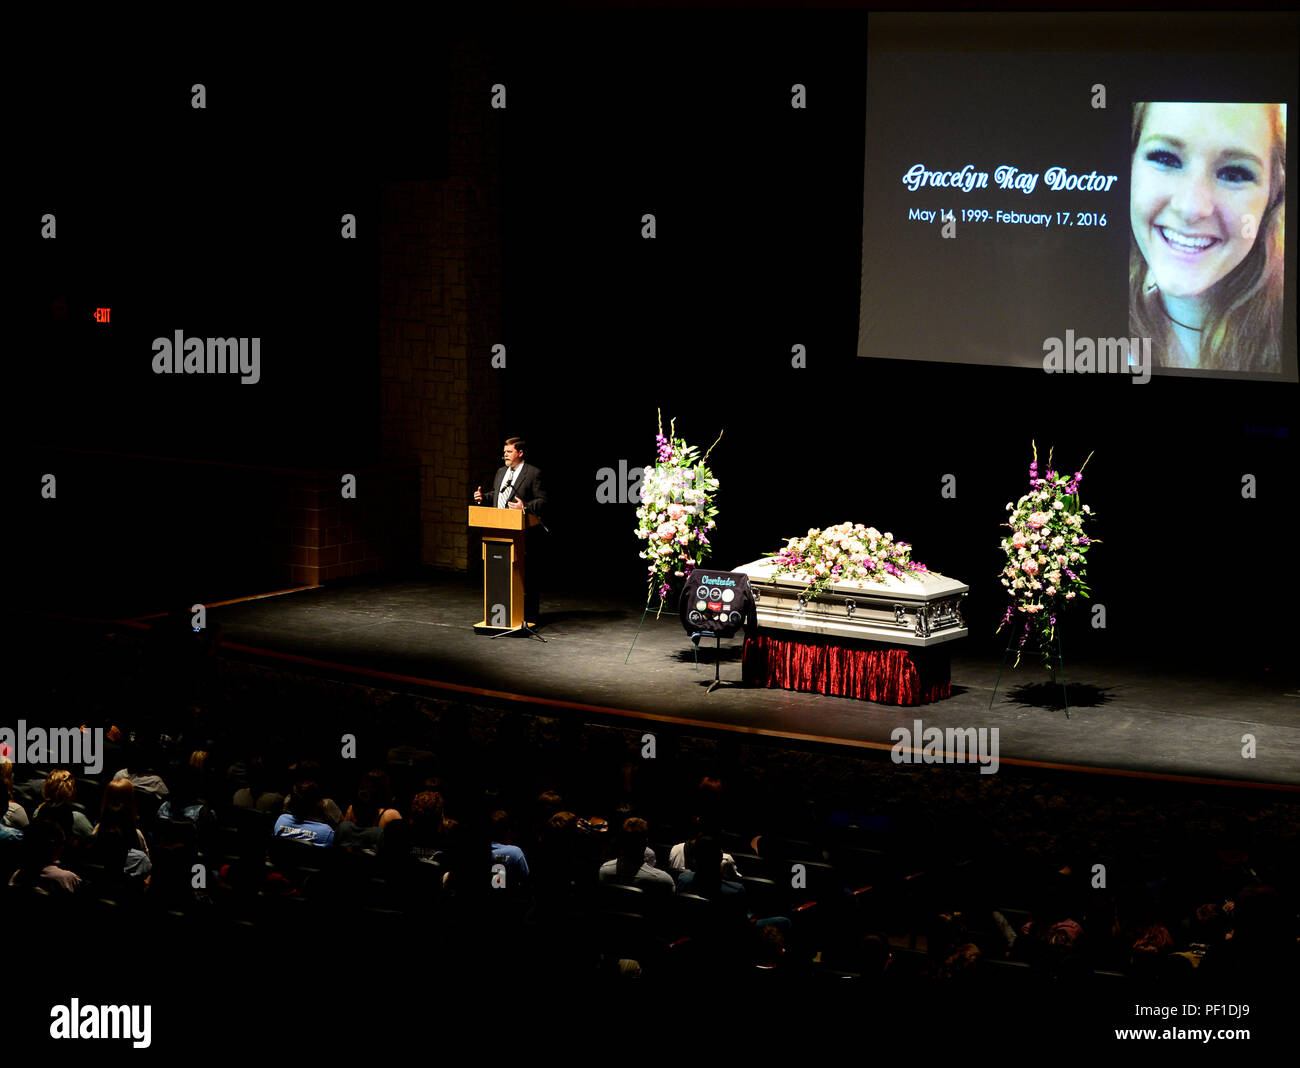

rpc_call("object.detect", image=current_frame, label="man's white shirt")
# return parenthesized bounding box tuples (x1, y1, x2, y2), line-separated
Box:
(498, 464, 520, 507)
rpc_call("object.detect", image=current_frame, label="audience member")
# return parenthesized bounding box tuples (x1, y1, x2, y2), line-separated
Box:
(95, 778, 151, 855)
(2, 762, 29, 828)
(35, 769, 94, 839)
(489, 809, 530, 886)
(407, 791, 449, 863)
(8, 819, 81, 893)
(599, 818, 674, 893)
(343, 768, 403, 829)
(113, 741, 170, 797)
(231, 755, 285, 814)
(273, 780, 336, 848)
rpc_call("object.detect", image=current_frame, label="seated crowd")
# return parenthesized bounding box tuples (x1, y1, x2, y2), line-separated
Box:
(2, 725, 1296, 983)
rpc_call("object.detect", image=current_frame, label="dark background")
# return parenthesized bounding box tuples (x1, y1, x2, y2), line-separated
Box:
(22, 12, 1298, 668)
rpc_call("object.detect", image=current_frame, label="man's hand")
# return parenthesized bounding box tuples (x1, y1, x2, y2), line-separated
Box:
(509, 498, 525, 510)
(474, 486, 483, 503)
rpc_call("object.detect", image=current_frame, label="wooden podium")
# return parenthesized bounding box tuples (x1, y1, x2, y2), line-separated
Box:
(468, 505, 542, 637)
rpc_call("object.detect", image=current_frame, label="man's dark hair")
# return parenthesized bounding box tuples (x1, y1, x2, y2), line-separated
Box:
(489, 809, 513, 843)
(547, 811, 576, 834)
(288, 780, 323, 822)
(506, 437, 526, 456)
(618, 817, 649, 862)
(687, 834, 724, 896)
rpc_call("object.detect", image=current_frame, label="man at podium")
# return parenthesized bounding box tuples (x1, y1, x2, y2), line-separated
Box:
(473, 437, 548, 624)
(474, 437, 547, 518)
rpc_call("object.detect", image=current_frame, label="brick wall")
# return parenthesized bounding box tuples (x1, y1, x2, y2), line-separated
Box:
(286, 465, 419, 586)
(379, 39, 501, 571)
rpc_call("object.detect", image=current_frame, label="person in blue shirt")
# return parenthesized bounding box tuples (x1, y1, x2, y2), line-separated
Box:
(273, 780, 336, 848)
(489, 809, 530, 887)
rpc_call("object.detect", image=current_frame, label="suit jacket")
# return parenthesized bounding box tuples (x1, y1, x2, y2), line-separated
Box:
(488, 462, 547, 519)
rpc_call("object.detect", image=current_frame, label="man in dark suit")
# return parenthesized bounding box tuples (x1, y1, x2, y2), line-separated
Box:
(474, 437, 547, 518)
(474, 437, 548, 621)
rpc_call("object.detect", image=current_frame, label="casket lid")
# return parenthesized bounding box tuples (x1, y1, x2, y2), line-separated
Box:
(733, 558, 969, 601)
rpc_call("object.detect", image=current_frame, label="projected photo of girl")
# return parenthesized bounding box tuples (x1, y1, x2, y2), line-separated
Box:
(1129, 101, 1286, 374)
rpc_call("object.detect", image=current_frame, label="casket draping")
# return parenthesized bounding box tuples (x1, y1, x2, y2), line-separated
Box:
(742, 633, 951, 705)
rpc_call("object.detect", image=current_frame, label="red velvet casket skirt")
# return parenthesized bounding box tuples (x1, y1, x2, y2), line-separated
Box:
(742, 632, 951, 706)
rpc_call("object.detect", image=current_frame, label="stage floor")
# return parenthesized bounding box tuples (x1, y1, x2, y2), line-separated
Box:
(197, 574, 1300, 787)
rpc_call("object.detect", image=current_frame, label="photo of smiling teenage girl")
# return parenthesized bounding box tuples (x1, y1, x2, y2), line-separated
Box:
(1128, 101, 1286, 373)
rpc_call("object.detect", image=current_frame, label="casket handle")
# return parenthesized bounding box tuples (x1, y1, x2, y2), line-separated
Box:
(845, 599, 856, 618)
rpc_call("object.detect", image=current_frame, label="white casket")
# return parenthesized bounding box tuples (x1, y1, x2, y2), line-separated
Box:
(733, 558, 969, 647)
